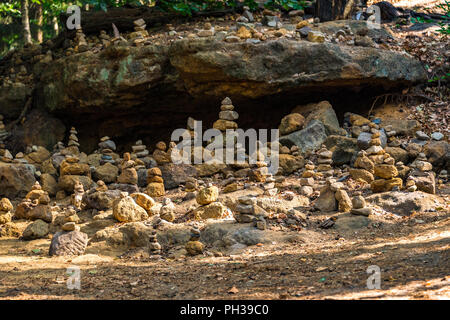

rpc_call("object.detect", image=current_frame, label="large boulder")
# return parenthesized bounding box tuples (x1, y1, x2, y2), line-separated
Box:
(0, 163, 36, 198)
(292, 101, 344, 136)
(161, 163, 197, 189)
(325, 135, 358, 165)
(280, 120, 327, 155)
(12, 25, 425, 150)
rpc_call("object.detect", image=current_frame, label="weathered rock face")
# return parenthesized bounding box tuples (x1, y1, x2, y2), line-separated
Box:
(2, 22, 426, 151)
(49, 230, 88, 256)
(0, 163, 36, 198)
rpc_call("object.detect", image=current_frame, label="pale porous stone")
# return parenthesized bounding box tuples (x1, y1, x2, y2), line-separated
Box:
(196, 186, 219, 205)
(113, 195, 149, 222)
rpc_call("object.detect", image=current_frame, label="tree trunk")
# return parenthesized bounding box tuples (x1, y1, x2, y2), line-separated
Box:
(36, 3, 43, 43)
(21, 0, 32, 44)
(316, 0, 355, 22)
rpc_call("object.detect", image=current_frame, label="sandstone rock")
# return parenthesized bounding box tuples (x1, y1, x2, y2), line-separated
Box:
(22, 219, 49, 240)
(146, 182, 165, 197)
(0, 163, 36, 198)
(83, 189, 122, 210)
(370, 178, 403, 193)
(195, 163, 227, 177)
(0, 198, 13, 213)
(49, 230, 88, 256)
(196, 186, 219, 205)
(194, 202, 228, 220)
(28, 205, 53, 223)
(350, 207, 372, 216)
(374, 164, 398, 179)
(130, 192, 155, 213)
(293, 101, 344, 136)
(335, 189, 352, 212)
(185, 241, 204, 256)
(58, 175, 92, 193)
(315, 186, 337, 212)
(278, 154, 304, 175)
(161, 163, 197, 189)
(40, 173, 58, 196)
(349, 168, 374, 183)
(278, 113, 305, 135)
(411, 172, 436, 194)
(94, 163, 119, 183)
(117, 167, 138, 185)
(385, 146, 409, 163)
(113, 195, 149, 222)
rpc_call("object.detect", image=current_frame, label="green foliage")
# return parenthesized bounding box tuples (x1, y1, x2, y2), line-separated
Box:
(264, 0, 305, 11)
(436, 0, 450, 35)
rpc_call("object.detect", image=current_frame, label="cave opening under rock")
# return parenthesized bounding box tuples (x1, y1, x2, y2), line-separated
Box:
(8, 83, 398, 155)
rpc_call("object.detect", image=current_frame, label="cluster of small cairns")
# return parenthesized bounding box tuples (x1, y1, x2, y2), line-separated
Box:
(146, 167, 165, 197)
(148, 231, 162, 255)
(15, 182, 52, 223)
(235, 195, 268, 230)
(98, 136, 117, 165)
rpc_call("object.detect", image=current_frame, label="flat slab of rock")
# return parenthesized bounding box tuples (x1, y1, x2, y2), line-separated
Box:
(366, 191, 441, 216)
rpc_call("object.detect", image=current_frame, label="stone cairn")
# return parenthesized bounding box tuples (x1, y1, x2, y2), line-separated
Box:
(185, 227, 204, 256)
(13, 152, 28, 165)
(193, 184, 229, 220)
(71, 180, 85, 210)
(299, 160, 315, 197)
(371, 151, 402, 193)
(15, 182, 53, 223)
(152, 141, 171, 165)
(234, 195, 269, 229)
(0, 198, 13, 225)
(130, 19, 149, 47)
(0, 115, 12, 162)
(148, 231, 162, 255)
(98, 136, 117, 165)
(159, 197, 175, 222)
(316, 145, 333, 176)
(131, 140, 149, 165)
(351, 191, 372, 216)
(213, 97, 239, 135)
(210, 97, 242, 165)
(115, 152, 139, 194)
(146, 167, 165, 197)
(59, 154, 91, 192)
(314, 178, 352, 213)
(75, 28, 88, 53)
(67, 127, 80, 154)
(62, 207, 80, 232)
(408, 153, 435, 194)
